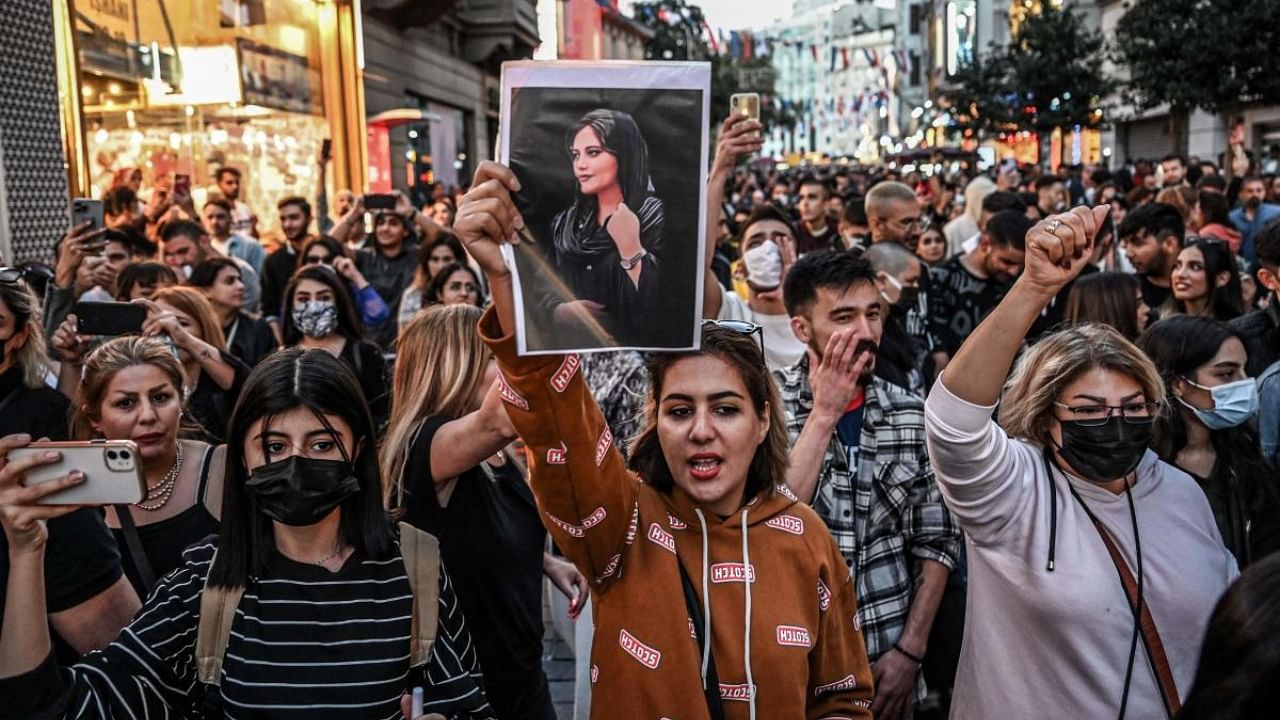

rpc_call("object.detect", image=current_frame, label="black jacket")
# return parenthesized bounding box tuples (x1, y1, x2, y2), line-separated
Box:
(1228, 302, 1280, 376)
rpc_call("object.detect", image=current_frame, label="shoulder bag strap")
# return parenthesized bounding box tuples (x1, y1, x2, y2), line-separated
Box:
(194, 550, 245, 686)
(113, 505, 157, 595)
(1089, 517, 1182, 718)
(398, 522, 440, 668)
(678, 560, 726, 720)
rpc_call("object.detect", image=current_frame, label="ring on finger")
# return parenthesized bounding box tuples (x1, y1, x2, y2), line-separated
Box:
(1046, 218, 1063, 234)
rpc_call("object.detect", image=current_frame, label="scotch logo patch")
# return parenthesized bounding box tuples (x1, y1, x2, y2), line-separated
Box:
(776, 625, 812, 648)
(597, 553, 621, 582)
(765, 514, 804, 535)
(719, 683, 756, 702)
(777, 483, 799, 501)
(619, 629, 661, 669)
(817, 579, 832, 611)
(595, 426, 613, 466)
(590, 665, 599, 684)
(647, 523, 676, 554)
(581, 506, 607, 529)
(688, 617, 697, 638)
(495, 371, 528, 410)
(814, 674, 858, 696)
(853, 612, 862, 632)
(546, 443, 567, 465)
(668, 514, 687, 530)
(550, 354, 581, 392)
(624, 503, 639, 545)
(710, 563, 756, 583)
(546, 512, 584, 538)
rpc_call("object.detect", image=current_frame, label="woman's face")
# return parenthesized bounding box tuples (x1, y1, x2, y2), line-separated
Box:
(205, 266, 245, 312)
(1135, 290, 1151, 334)
(427, 246, 457, 281)
(1048, 366, 1151, 467)
(94, 364, 181, 461)
(571, 126, 619, 197)
(656, 355, 770, 517)
(374, 213, 408, 248)
(915, 230, 947, 264)
(430, 202, 454, 227)
(0, 297, 28, 369)
(1176, 337, 1248, 412)
(157, 300, 202, 361)
(293, 278, 336, 306)
(242, 406, 355, 473)
(131, 277, 175, 300)
(438, 269, 480, 306)
(1172, 246, 1210, 304)
(1240, 273, 1258, 309)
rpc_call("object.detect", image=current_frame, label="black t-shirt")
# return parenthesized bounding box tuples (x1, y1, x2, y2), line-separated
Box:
(340, 339, 390, 431)
(225, 312, 278, 369)
(260, 243, 300, 321)
(398, 416, 554, 720)
(0, 508, 124, 664)
(356, 245, 418, 350)
(1139, 275, 1173, 317)
(189, 350, 251, 443)
(928, 255, 1013, 355)
(0, 368, 69, 441)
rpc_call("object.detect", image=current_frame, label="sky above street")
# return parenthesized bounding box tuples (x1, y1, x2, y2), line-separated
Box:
(618, 0, 792, 32)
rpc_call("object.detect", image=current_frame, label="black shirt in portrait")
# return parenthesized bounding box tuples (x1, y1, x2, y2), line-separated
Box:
(928, 255, 1014, 356)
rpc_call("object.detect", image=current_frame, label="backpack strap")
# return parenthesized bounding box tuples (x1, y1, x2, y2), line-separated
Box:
(195, 549, 244, 687)
(398, 522, 441, 668)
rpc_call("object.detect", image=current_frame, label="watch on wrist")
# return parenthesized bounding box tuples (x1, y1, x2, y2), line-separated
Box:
(619, 249, 648, 270)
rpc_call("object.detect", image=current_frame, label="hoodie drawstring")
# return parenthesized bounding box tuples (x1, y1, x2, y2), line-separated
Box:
(740, 508, 756, 720)
(693, 508, 713, 687)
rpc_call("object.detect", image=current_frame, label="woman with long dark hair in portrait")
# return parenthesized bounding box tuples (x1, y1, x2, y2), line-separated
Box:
(1139, 315, 1280, 567)
(0, 348, 493, 718)
(549, 109, 665, 346)
(1165, 238, 1244, 322)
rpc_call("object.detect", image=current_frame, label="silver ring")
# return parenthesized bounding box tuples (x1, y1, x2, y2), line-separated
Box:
(1046, 218, 1063, 234)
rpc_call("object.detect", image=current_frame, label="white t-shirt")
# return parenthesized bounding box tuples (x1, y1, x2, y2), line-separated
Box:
(717, 285, 806, 372)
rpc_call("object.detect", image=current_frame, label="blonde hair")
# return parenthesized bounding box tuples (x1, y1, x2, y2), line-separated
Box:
(72, 335, 187, 440)
(0, 279, 51, 389)
(151, 286, 226, 350)
(380, 304, 489, 507)
(999, 323, 1166, 446)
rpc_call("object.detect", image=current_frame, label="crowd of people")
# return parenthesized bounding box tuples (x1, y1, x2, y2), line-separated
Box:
(0, 112, 1277, 719)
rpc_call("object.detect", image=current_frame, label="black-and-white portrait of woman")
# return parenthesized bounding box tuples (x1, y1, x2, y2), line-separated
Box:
(550, 109, 664, 345)
(499, 62, 709, 354)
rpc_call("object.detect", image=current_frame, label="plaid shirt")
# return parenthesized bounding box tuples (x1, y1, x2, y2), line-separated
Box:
(775, 356, 961, 664)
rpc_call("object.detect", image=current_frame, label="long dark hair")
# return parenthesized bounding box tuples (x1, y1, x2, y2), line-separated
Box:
(1064, 272, 1144, 340)
(565, 109, 653, 208)
(1138, 315, 1275, 504)
(281, 265, 365, 345)
(1179, 553, 1280, 719)
(1167, 239, 1244, 321)
(208, 347, 395, 588)
(426, 262, 483, 307)
(297, 235, 348, 269)
(628, 326, 788, 506)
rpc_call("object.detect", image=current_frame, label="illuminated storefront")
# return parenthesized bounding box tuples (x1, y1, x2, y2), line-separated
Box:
(55, 0, 366, 238)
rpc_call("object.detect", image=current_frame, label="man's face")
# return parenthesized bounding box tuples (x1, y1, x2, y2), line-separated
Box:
(217, 173, 240, 201)
(1121, 230, 1174, 277)
(1241, 180, 1266, 209)
(839, 217, 869, 244)
(278, 204, 310, 243)
(1039, 182, 1066, 211)
(202, 204, 232, 238)
(335, 190, 356, 217)
(770, 187, 790, 206)
(873, 257, 922, 305)
(1161, 159, 1185, 186)
(1200, 163, 1218, 177)
(793, 181, 824, 221)
(162, 234, 204, 269)
(103, 240, 131, 273)
(740, 219, 793, 255)
(791, 282, 883, 380)
(873, 199, 921, 245)
(978, 239, 1026, 282)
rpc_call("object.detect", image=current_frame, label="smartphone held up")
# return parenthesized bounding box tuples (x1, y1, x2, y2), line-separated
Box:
(12, 440, 145, 506)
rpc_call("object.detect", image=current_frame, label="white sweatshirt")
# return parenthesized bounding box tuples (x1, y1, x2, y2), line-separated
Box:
(924, 379, 1237, 720)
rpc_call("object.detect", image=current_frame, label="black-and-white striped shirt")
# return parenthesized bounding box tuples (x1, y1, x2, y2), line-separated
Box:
(0, 539, 494, 719)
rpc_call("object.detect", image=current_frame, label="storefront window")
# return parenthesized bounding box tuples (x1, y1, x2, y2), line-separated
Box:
(402, 93, 472, 207)
(74, 0, 330, 238)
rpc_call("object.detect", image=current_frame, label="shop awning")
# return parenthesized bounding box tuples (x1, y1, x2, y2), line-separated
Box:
(368, 108, 445, 128)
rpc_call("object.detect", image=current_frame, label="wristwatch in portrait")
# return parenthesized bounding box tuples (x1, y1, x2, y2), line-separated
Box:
(619, 249, 648, 270)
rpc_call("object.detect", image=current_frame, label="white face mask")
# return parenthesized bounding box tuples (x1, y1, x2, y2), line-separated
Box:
(743, 239, 783, 290)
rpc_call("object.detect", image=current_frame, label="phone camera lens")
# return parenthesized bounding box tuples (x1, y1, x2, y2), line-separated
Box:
(120, 450, 131, 459)
(107, 450, 118, 460)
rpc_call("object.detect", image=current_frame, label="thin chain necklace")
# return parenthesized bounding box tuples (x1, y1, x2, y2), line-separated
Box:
(312, 543, 345, 567)
(137, 442, 183, 511)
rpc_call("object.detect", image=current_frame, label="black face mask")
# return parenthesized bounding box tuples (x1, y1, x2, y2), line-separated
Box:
(245, 455, 361, 527)
(895, 287, 920, 313)
(1056, 417, 1152, 484)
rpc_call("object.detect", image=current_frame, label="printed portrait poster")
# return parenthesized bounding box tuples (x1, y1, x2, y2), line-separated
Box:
(499, 61, 710, 354)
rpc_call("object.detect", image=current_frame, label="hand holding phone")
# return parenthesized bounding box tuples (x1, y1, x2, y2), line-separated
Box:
(74, 301, 147, 336)
(730, 93, 761, 141)
(72, 199, 105, 231)
(9, 440, 145, 506)
(364, 193, 397, 211)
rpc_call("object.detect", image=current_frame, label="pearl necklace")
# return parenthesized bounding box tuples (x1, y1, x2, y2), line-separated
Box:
(137, 442, 184, 511)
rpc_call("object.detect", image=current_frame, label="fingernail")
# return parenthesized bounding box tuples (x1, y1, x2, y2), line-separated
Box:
(14, 434, 31, 443)
(514, 214, 525, 230)
(45, 451, 59, 460)
(69, 471, 84, 482)
(511, 177, 522, 192)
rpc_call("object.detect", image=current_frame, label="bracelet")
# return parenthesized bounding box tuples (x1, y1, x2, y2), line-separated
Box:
(892, 642, 924, 665)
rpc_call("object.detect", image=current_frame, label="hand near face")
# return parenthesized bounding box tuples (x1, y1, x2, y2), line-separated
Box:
(52, 314, 93, 365)
(808, 327, 872, 421)
(606, 202, 642, 257)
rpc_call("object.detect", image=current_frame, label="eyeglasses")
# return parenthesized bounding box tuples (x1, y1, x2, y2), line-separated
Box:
(1054, 401, 1160, 426)
(702, 319, 765, 358)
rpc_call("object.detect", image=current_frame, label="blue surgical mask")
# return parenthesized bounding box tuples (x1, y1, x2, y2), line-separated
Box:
(1177, 377, 1258, 430)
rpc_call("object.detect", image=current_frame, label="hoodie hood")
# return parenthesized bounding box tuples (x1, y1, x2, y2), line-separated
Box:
(663, 482, 800, 530)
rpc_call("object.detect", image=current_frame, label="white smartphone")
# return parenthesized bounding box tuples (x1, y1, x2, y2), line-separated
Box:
(13, 440, 145, 505)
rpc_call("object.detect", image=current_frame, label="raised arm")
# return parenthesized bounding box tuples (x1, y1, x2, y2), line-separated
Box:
(703, 116, 763, 319)
(456, 162, 641, 589)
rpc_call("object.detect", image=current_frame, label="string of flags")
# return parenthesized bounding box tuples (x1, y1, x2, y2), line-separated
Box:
(706, 26, 913, 78)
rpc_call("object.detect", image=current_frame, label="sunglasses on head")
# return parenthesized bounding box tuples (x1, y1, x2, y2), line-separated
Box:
(0, 265, 54, 285)
(702, 319, 766, 358)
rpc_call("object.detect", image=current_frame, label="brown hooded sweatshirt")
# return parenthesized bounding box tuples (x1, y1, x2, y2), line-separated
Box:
(480, 309, 873, 719)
